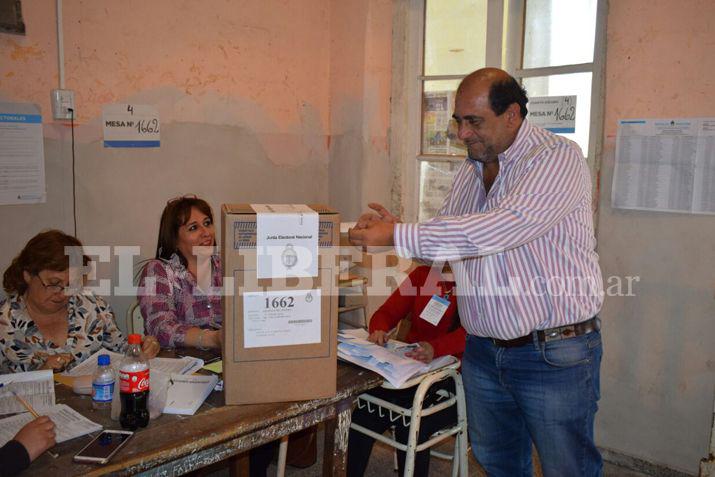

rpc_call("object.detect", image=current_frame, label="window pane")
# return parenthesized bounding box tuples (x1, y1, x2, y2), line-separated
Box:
(418, 160, 461, 221)
(424, 0, 488, 76)
(422, 79, 464, 156)
(523, 72, 592, 154)
(523, 0, 597, 68)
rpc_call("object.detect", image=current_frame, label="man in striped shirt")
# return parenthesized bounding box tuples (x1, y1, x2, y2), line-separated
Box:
(350, 68, 604, 476)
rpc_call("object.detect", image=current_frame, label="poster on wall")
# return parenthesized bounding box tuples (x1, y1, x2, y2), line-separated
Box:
(0, 102, 46, 205)
(422, 91, 465, 156)
(102, 104, 160, 148)
(612, 117, 715, 215)
(527, 95, 577, 134)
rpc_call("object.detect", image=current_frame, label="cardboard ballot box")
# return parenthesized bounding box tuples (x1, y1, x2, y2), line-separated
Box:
(221, 204, 339, 404)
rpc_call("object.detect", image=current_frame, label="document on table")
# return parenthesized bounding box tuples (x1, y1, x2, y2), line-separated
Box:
(63, 349, 204, 377)
(613, 117, 715, 215)
(0, 404, 102, 447)
(0, 370, 55, 416)
(202, 360, 223, 374)
(164, 373, 219, 415)
(337, 329, 456, 388)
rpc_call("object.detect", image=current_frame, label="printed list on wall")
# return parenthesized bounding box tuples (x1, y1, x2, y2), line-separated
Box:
(0, 102, 46, 205)
(612, 118, 715, 215)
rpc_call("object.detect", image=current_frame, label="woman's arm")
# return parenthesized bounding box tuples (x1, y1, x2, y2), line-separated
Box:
(369, 267, 429, 337)
(139, 261, 192, 347)
(0, 300, 43, 373)
(138, 261, 220, 349)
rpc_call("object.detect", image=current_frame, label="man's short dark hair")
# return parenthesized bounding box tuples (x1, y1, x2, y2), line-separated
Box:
(489, 77, 528, 118)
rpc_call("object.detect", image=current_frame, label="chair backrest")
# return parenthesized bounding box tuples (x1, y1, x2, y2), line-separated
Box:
(125, 301, 145, 336)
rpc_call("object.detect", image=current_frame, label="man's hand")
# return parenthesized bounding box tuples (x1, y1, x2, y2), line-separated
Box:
(348, 220, 395, 248)
(368, 330, 389, 346)
(355, 203, 401, 229)
(405, 342, 435, 363)
(14, 416, 56, 461)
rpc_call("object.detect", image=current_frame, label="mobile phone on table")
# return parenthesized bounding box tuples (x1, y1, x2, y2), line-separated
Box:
(73, 430, 134, 464)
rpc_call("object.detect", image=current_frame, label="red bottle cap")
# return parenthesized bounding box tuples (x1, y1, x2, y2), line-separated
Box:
(127, 334, 142, 344)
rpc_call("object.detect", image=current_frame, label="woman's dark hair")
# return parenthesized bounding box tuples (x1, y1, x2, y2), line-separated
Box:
(3, 230, 88, 295)
(155, 196, 214, 267)
(489, 76, 529, 118)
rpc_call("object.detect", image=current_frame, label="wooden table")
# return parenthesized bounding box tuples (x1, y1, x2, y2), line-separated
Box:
(28, 357, 382, 476)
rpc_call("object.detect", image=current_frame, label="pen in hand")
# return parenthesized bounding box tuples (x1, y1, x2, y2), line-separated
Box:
(12, 391, 60, 459)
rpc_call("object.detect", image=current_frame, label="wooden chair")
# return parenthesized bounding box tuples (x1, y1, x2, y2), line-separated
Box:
(125, 301, 144, 336)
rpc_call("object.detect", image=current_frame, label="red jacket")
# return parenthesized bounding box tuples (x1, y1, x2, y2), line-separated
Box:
(368, 266, 466, 359)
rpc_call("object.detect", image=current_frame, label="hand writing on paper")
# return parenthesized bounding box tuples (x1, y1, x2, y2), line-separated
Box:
(14, 416, 56, 461)
(368, 330, 389, 347)
(405, 342, 434, 364)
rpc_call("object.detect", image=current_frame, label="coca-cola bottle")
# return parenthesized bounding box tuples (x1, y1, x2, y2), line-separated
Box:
(119, 334, 149, 430)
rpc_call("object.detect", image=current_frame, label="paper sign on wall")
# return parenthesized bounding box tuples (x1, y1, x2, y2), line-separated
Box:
(103, 104, 160, 148)
(243, 289, 321, 348)
(528, 96, 576, 133)
(252, 204, 319, 279)
(0, 102, 46, 204)
(612, 117, 715, 215)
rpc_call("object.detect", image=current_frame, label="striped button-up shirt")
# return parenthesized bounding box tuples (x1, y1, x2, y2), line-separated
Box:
(395, 120, 603, 339)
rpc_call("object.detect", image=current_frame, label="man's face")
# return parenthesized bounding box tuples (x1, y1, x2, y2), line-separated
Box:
(452, 82, 516, 163)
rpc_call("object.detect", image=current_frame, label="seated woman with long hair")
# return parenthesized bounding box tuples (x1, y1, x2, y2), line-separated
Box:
(0, 230, 159, 374)
(138, 195, 222, 349)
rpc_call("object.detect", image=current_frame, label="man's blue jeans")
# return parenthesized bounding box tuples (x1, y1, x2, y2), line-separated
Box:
(462, 331, 603, 477)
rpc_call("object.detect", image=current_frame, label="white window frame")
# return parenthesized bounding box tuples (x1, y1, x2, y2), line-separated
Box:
(390, 0, 607, 223)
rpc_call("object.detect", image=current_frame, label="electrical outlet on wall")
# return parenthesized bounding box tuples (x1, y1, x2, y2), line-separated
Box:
(51, 89, 75, 120)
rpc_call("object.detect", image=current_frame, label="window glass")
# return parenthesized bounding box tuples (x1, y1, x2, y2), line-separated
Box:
(523, 72, 592, 154)
(424, 0, 488, 76)
(422, 79, 463, 156)
(418, 160, 461, 221)
(523, 0, 597, 68)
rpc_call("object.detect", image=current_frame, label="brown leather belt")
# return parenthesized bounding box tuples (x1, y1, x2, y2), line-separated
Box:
(491, 317, 600, 348)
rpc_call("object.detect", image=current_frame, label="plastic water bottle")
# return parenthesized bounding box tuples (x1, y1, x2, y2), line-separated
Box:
(92, 354, 115, 410)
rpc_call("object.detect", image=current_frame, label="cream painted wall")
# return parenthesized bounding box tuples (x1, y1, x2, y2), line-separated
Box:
(597, 1, 715, 474)
(0, 0, 392, 325)
(328, 0, 393, 221)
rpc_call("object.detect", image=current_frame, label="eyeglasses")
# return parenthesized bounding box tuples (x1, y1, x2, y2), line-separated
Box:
(35, 275, 66, 294)
(167, 194, 198, 204)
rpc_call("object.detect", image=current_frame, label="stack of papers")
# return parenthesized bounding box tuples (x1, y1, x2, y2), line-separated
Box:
(0, 370, 55, 416)
(337, 329, 455, 388)
(0, 404, 102, 447)
(63, 350, 204, 377)
(0, 371, 103, 445)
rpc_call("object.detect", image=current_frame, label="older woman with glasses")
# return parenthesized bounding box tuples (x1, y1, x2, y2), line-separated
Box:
(0, 230, 160, 374)
(138, 195, 222, 350)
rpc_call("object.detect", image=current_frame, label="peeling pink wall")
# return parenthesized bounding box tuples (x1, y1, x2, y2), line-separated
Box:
(328, 0, 392, 221)
(0, 0, 392, 323)
(597, 1, 715, 473)
(2, 0, 330, 129)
